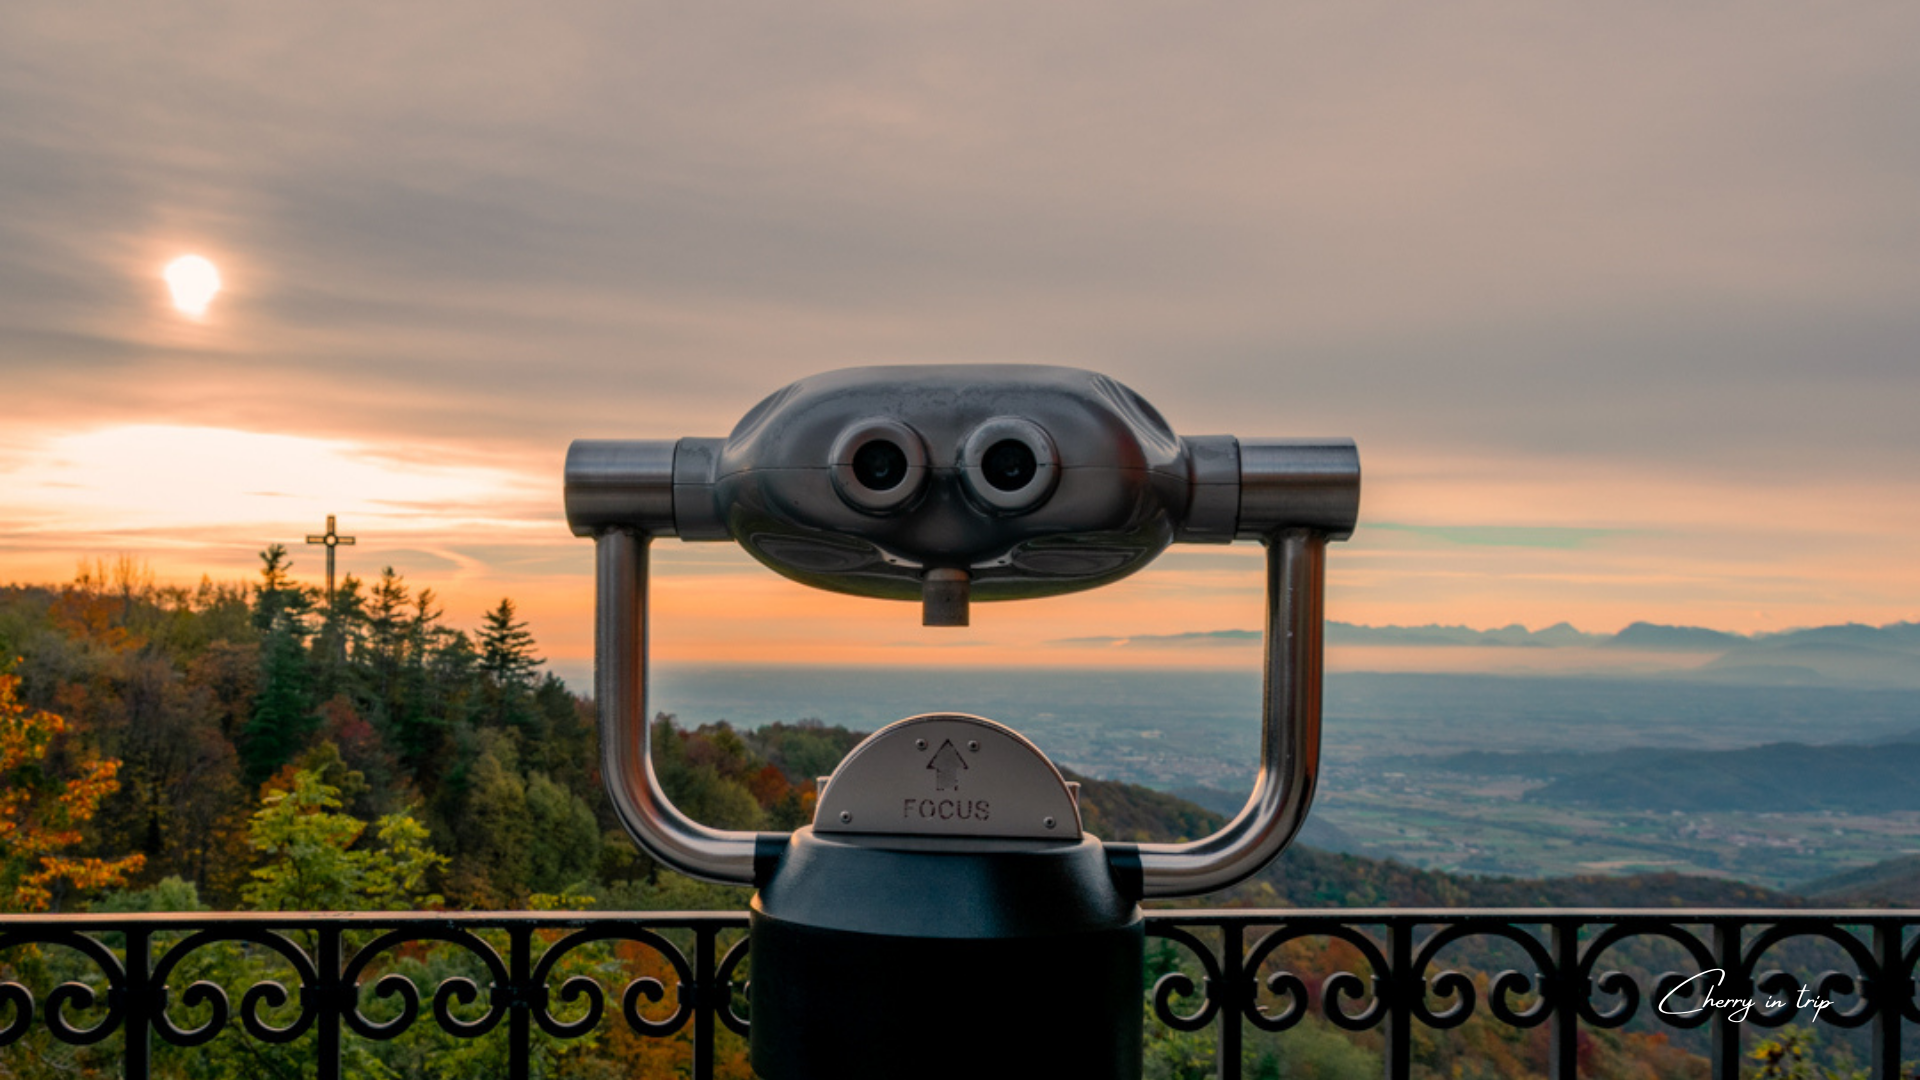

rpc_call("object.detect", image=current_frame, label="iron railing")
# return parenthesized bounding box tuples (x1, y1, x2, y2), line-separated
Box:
(2, 908, 1915, 1078)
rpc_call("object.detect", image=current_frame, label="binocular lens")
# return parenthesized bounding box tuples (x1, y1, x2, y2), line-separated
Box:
(981, 439, 1038, 492)
(852, 439, 909, 491)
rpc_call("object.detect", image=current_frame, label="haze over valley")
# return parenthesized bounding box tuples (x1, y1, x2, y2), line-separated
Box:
(651, 634, 1920, 890)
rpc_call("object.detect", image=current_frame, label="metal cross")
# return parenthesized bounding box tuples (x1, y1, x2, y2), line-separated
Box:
(304, 514, 356, 599)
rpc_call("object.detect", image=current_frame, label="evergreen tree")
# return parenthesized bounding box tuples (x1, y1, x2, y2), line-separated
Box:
(243, 617, 316, 785)
(365, 567, 411, 701)
(478, 598, 540, 688)
(250, 544, 301, 632)
(311, 572, 366, 700)
(393, 587, 453, 778)
(477, 598, 540, 728)
(241, 548, 318, 784)
(427, 626, 479, 730)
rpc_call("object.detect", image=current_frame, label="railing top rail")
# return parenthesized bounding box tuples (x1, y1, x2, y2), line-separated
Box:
(1144, 907, 1920, 923)
(3, 907, 1917, 930)
(0, 909, 752, 930)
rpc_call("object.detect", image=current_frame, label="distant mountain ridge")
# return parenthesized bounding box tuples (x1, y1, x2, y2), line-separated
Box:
(1060, 619, 1920, 687)
(1797, 855, 1920, 905)
(1428, 741, 1920, 813)
(1603, 623, 1748, 651)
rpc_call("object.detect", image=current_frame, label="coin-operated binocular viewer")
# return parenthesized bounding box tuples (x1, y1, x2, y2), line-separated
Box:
(566, 366, 1358, 1080)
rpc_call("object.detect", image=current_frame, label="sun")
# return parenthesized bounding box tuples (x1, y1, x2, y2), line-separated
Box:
(163, 254, 222, 318)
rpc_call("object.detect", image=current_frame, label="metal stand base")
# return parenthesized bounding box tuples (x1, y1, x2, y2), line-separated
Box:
(748, 830, 1144, 1080)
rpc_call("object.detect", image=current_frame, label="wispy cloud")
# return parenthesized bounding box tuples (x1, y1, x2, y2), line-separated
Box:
(1368, 524, 1628, 550)
(1053, 629, 1261, 648)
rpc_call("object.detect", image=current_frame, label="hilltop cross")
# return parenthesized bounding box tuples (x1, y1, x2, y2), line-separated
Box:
(305, 515, 356, 599)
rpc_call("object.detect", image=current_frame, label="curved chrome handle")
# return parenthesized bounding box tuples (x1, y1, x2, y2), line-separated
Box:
(575, 440, 764, 886)
(1132, 439, 1357, 898)
(1133, 529, 1326, 897)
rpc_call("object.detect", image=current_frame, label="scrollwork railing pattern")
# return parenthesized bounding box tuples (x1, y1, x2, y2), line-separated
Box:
(1147, 909, 1919, 1080)
(0, 911, 744, 1080)
(2, 908, 1915, 1079)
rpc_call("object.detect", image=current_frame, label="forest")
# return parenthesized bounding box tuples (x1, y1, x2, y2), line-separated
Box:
(0, 551, 868, 915)
(0, 554, 1875, 1078)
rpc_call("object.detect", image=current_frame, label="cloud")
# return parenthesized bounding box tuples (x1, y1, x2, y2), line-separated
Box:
(3, 0, 1919, 667)
(1054, 629, 1261, 648)
(5, 1, 1919, 464)
(1368, 524, 1627, 551)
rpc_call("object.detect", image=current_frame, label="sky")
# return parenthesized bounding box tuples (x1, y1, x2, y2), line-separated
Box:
(2, 1, 1918, 683)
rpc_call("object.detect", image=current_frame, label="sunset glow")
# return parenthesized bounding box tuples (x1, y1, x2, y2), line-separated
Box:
(163, 254, 221, 317)
(1, 4, 1915, 690)
(0, 411, 1915, 688)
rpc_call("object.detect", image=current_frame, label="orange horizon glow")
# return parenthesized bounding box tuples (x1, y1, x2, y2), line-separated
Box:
(3, 422, 1917, 683)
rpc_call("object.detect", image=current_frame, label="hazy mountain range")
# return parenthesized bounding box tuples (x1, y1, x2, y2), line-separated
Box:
(1058, 619, 1920, 688)
(1429, 741, 1920, 813)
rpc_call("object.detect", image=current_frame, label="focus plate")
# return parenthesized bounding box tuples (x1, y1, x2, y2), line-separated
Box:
(813, 713, 1082, 840)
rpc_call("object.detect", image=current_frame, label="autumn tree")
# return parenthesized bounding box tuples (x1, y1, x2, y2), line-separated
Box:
(524, 770, 601, 895)
(451, 732, 535, 906)
(243, 767, 446, 911)
(0, 671, 145, 912)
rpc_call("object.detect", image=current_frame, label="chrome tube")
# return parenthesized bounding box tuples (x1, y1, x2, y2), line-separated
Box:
(596, 529, 760, 885)
(1135, 529, 1325, 898)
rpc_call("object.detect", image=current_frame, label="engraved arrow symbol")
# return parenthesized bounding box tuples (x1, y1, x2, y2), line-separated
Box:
(926, 739, 969, 791)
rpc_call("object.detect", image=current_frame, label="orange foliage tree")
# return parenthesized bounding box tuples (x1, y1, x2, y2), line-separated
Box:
(0, 670, 145, 912)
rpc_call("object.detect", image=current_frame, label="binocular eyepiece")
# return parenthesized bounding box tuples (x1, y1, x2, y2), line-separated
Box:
(567, 364, 1357, 626)
(832, 412, 1058, 516)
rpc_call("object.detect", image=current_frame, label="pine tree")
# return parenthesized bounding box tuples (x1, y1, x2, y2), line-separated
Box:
(478, 598, 540, 688)
(243, 620, 316, 784)
(312, 572, 366, 699)
(241, 548, 318, 784)
(251, 544, 302, 631)
(365, 568, 411, 697)
(477, 598, 541, 729)
(393, 586, 452, 777)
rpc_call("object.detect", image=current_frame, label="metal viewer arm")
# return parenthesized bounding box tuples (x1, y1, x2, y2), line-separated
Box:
(1132, 439, 1356, 898)
(1133, 529, 1326, 897)
(573, 440, 762, 886)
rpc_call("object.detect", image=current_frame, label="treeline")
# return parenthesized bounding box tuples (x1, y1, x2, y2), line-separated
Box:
(0, 549, 1822, 914)
(0, 554, 798, 912)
